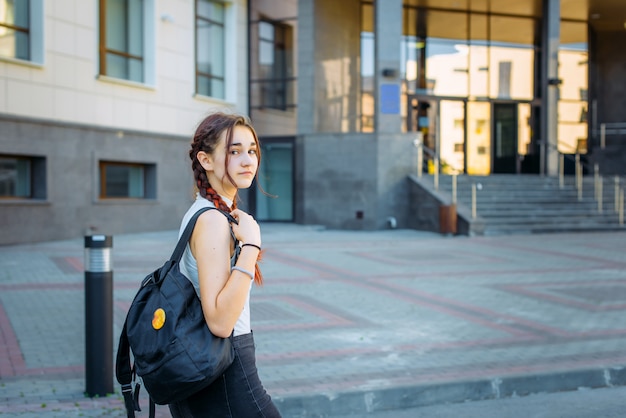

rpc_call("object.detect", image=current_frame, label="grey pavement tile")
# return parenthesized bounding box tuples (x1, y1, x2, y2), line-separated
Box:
(1, 227, 626, 417)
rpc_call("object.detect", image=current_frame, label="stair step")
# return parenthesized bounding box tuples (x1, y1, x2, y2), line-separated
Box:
(414, 174, 625, 235)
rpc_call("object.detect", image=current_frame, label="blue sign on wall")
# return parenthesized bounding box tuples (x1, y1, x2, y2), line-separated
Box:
(380, 84, 400, 114)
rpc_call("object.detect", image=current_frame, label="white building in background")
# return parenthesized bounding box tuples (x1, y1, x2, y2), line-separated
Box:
(0, 0, 249, 244)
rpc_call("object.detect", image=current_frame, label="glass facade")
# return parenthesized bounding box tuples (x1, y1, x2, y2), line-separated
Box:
(558, 20, 588, 154)
(393, 3, 588, 175)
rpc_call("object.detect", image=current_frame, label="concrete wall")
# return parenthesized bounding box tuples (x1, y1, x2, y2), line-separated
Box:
(408, 175, 484, 236)
(295, 132, 416, 230)
(0, 116, 194, 245)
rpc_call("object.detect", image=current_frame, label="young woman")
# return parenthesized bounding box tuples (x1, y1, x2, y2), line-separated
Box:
(169, 112, 282, 417)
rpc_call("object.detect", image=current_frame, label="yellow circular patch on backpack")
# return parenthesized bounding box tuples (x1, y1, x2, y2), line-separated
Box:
(152, 308, 166, 330)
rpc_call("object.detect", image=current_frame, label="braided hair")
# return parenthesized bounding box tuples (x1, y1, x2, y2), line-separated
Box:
(189, 112, 263, 285)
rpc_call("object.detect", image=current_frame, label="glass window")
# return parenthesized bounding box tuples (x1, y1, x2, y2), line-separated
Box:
(99, 0, 144, 83)
(488, 15, 536, 100)
(99, 161, 155, 199)
(251, 19, 294, 110)
(0, 155, 30, 197)
(558, 20, 588, 154)
(360, 1, 374, 132)
(0, 0, 30, 60)
(402, 9, 469, 97)
(196, 0, 225, 99)
(468, 14, 488, 98)
(466, 101, 491, 175)
(0, 154, 45, 199)
(424, 11, 468, 97)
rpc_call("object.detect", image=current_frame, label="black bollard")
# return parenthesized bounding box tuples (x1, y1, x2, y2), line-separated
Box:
(84, 235, 113, 397)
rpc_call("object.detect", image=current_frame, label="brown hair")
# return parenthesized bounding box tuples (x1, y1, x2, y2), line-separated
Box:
(189, 112, 263, 285)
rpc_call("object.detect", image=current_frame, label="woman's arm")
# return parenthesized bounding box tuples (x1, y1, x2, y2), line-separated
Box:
(190, 209, 261, 338)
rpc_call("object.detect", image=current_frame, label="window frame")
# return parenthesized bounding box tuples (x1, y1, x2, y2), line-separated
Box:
(250, 17, 295, 111)
(194, 0, 226, 99)
(99, 160, 156, 200)
(98, 0, 155, 86)
(0, 154, 46, 200)
(0, 0, 44, 65)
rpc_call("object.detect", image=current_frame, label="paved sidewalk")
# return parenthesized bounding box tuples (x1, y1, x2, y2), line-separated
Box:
(1, 225, 626, 417)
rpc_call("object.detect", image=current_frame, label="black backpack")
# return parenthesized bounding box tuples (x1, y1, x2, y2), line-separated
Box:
(116, 207, 236, 418)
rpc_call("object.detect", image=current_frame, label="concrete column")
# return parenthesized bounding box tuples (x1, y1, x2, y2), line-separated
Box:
(540, 0, 560, 176)
(375, 0, 403, 133)
(297, 0, 316, 134)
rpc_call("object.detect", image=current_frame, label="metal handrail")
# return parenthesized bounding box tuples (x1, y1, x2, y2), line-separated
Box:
(597, 123, 626, 149)
(414, 137, 624, 224)
(413, 139, 460, 191)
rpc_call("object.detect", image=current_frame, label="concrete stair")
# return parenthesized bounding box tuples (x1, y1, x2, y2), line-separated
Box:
(427, 174, 626, 235)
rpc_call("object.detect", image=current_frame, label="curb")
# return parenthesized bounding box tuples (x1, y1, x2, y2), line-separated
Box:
(273, 366, 626, 417)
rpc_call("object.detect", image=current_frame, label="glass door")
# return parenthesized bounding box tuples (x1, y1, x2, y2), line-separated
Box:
(254, 139, 294, 221)
(492, 103, 518, 173)
(439, 100, 465, 173)
(467, 101, 491, 175)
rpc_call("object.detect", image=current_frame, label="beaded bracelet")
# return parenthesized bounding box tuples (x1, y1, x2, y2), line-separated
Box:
(231, 266, 254, 280)
(241, 243, 261, 251)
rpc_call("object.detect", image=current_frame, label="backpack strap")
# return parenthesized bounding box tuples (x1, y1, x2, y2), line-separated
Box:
(170, 207, 237, 262)
(116, 320, 140, 418)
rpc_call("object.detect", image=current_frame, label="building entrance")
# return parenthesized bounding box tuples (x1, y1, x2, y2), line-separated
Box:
(251, 137, 295, 222)
(409, 95, 536, 175)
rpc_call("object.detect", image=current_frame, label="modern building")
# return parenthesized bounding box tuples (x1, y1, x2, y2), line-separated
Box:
(1, 0, 625, 244)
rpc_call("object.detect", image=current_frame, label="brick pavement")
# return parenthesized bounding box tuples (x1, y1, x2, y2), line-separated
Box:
(1, 225, 626, 417)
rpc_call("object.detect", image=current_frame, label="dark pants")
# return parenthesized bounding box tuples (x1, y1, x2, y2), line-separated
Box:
(168, 332, 281, 418)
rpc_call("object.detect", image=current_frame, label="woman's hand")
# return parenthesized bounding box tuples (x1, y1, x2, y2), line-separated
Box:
(229, 209, 261, 247)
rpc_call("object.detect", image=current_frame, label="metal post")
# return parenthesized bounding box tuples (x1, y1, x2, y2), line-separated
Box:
(414, 139, 423, 179)
(594, 164, 599, 202)
(575, 154, 582, 201)
(619, 189, 624, 226)
(597, 176, 603, 213)
(434, 156, 439, 191)
(471, 183, 477, 219)
(616, 176, 621, 213)
(452, 173, 457, 204)
(600, 123, 606, 150)
(559, 153, 564, 189)
(84, 235, 114, 397)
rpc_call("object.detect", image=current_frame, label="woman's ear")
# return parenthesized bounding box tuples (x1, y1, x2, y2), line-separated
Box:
(197, 151, 213, 172)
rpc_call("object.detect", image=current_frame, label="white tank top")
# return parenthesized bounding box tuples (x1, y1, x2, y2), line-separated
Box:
(178, 194, 252, 337)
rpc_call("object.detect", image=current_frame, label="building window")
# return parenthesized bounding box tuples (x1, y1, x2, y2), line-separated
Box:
(0, 154, 46, 199)
(195, 0, 225, 99)
(0, 0, 29, 60)
(99, 0, 151, 83)
(256, 19, 293, 110)
(99, 161, 156, 199)
(0, 0, 43, 63)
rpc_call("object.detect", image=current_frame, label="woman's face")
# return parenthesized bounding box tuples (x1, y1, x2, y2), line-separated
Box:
(202, 125, 259, 199)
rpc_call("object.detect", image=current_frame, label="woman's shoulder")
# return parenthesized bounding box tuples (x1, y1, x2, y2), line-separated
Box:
(179, 195, 217, 236)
